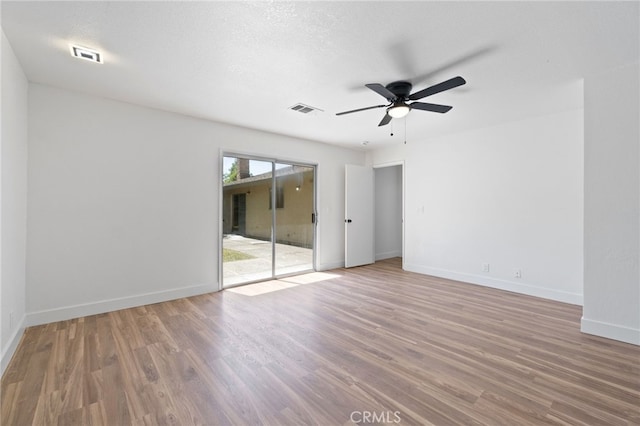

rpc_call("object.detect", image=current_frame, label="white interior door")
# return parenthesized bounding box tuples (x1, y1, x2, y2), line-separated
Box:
(345, 164, 374, 268)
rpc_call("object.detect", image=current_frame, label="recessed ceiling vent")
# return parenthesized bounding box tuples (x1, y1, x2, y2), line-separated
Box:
(69, 45, 103, 64)
(289, 103, 323, 115)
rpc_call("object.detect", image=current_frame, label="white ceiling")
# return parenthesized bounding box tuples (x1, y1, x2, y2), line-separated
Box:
(2, 1, 638, 149)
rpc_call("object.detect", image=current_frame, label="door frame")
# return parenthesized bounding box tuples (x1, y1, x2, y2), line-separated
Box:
(373, 160, 405, 270)
(218, 150, 318, 290)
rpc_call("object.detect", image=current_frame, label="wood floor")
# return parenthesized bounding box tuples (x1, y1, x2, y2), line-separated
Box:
(2, 258, 639, 425)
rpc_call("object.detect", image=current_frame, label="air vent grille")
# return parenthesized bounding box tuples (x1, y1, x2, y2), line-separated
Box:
(289, 103, 323, 114)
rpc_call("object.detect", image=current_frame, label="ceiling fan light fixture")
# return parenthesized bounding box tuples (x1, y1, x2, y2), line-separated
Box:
(69, 44, 103, 64)
(388, 103, 410, 118)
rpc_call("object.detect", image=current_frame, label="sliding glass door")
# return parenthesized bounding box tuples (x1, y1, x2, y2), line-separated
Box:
(222, 155, 315, 287)
(274, 163, 315, 277)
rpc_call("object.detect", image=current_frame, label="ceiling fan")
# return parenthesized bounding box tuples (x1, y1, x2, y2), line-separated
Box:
(336, 76, 466, 126)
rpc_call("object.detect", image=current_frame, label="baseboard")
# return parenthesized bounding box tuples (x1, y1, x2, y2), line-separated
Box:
(581, 317, 640, 346)
(1, 314, 26, 377)
(26, 283, 216, 327)
(375, 250, 402, 261)
(316, 261, 345, 271)
(404, 263, 583, 306)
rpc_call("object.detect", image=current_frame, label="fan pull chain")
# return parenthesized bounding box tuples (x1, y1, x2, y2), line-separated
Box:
(404, 118, 407, 144)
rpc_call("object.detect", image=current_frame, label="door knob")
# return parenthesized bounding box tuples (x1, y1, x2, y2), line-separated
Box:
(345, 219, 352, 223)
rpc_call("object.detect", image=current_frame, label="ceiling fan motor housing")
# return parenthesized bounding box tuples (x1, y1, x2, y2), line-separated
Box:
(385, 81, 413, 100)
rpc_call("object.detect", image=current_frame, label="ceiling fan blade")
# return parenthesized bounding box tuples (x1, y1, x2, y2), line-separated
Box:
(336, 104, 387, 116)
(378, 113, 392, 127)
(365, 83, 397, 101)
(409, 102, 453, 113)
(408, 76, 466, 100)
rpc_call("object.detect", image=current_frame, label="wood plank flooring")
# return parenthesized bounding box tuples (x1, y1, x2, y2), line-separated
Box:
(2, 258, 639, 425)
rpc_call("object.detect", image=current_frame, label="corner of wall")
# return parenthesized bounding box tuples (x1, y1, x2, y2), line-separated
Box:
(1, 28, 30, 378)
(0, 314, 25, 376)
(583, 61, 640, 346)
(581, 317, 640, 346)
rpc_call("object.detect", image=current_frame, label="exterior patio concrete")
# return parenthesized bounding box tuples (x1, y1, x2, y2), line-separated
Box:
(222, 235, 313, 287)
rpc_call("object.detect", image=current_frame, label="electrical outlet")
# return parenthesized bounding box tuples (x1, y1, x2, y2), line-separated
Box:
(482, 263, 490, 273)
(514, 269, 522, 278)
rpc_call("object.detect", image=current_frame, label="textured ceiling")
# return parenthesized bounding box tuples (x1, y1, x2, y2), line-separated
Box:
(2, 1, 638, 149)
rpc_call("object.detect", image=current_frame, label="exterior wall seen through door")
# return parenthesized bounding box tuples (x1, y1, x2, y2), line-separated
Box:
(223, 166, 314, 248)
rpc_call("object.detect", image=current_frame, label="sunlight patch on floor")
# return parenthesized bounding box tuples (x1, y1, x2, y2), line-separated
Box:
(226, 272, 342, 296)
(281, 272, 342, 285)
(227, 280, 297, 296)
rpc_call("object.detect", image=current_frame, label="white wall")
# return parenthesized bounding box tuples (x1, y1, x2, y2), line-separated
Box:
(374, 165, 402, 260)
(582, 62, 640, 345)
(369, 107, 584, 305)
(27, 84, 365, 325)
(1, 31, 29, 374)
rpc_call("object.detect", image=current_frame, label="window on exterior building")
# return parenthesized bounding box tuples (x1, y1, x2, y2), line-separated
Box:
(269, 186, 284, 209)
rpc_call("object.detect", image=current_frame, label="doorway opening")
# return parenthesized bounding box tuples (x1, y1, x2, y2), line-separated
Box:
(232, 193, 246, 234)
(221, 155, 316, 288)
(374, 164, 403, 263)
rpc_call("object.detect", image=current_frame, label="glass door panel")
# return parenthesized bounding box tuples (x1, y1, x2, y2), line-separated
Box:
(274, 163, 315, 276)
(222, 156, 273, 287)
